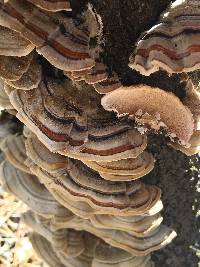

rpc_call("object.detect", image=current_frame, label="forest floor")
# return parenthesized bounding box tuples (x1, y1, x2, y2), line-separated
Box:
(0, 190, 45, 267)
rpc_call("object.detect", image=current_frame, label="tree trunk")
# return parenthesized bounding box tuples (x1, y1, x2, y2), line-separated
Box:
(74, 1, 199, 266)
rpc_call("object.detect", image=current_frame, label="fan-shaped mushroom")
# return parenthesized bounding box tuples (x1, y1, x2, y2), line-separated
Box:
(102, 84, 194, 145)
(170, 130, 200, 156)
(82, 152, 155, 181)
(27, 0, 71, 12)
(65, 63, 108, 85)
(22, 211, 84, 257)
(29, 232, 155, 267)
(0, 78, 13, 109)
(183, 79, 200, 127)
(29, 233, 66, 267)
(129, 0, 200, 75)
(26, 133, 154, 181)
(0, 134, 30, 173)
(9, 79, 147, 161)
(94, 72, 122, 94)
(91, 213, 163, 237)
(0, 53, 33, 81)
(0, 0, 95, 71)
(0, 160, 69, 219)
(83, 62, 108, 85)
(5, 57, 42, 90)
(29, 161, 161, 217)
(25, 210, 176, 257)
(93, 242, 153, 267)
(0, 25, 34, 56)
(0, 113, 19, 141)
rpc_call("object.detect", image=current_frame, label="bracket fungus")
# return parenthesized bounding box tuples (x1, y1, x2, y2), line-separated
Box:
(0, 25, 34, 56)
(22, 211, 85, 257)
(82, 152, 155, 181)
(9, 79, 147, 161)
(0, 0, 96, 72)
(0, 52, 33, 81)
(28, 156, 161, 217)
(102, 84, 194, 145)
(23, 210, 176, 257)
(129, 0, 200, 75)
(27, 0, 72, 12)
(5, 57, 42, 90)
(0, 160, 69, 220)
(29, 232, 155, 267)
(93, 73, 122, 94)
(0, 134, 30, 173)
(170, 130, 200, 156)
(0, 78, 13, 110)
(0, 136, 175, 258)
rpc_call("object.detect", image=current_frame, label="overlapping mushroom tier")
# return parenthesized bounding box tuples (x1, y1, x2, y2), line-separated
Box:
(0, 0, 95, 71)
(29, 232, 154, 267)
(129, 0, 200, 75)
(0, 0, 121, 94)
(0, 133, 176, 260)
(8, 78, 147, 161)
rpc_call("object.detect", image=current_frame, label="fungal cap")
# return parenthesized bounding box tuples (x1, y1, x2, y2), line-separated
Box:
(102, 85, 194, 144)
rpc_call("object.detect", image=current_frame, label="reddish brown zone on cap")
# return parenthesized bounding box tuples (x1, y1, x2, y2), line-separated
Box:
(31, 115, 85, 146)
(137, 44, 200, 61)
(82, 143, 140, 156)
(1, 3, 90, 60)
(53, 177, 152, 210)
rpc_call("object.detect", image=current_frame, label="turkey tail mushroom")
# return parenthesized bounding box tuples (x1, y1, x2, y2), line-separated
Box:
(29, 233, 66, 267)
(5, 57, 42, 90)
(0, 52, 33, 81)
(0, 25, 34, 56)
(82, 152, 155, 181)
(0, 0, 95, 71)
(0, 134, 30, 173)
(0, 160, 69, 220)
(102, 85, 194, 146)
(69, 63, 108, 85)
(26, 211, 176, 257)
(28, 159, 161, 217)
(169, 130, 200, 156)
(29, 233, 155, 267)
(0, 78, 13, 110)
(9, 79, 147, 160)
(22, 211, 85, 257)
(26, 0, 71, 12)
(183, 79, 200, 127)
(91, 213, 163, 237)
(94, 72, 122, 94)
(129, 0, 200, 75)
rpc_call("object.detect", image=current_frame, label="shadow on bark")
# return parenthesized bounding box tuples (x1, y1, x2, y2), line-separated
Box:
(144, 136, 200, 267)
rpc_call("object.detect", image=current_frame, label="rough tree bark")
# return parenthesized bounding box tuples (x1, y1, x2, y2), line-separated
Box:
(71, 1, 200, 266)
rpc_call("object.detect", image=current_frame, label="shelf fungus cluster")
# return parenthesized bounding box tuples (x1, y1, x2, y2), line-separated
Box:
(101, 0, 200, 153)
(0, 0, 199, 266)
(129, 0, 200, 75)
(0, 131, 176, 266)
